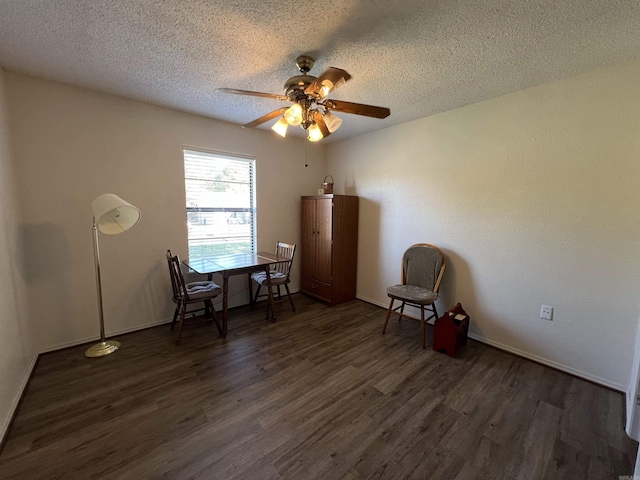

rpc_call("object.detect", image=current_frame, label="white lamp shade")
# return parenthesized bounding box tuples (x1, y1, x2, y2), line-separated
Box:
(319, 80, 333, 98)
(323, 111, 343, 133)
(271, 117, 288, 137)
(318, 70, 348, 98)
(307, 124, 324, 142)
(284, 103, 303, 126)
(92, 194, 141, 235)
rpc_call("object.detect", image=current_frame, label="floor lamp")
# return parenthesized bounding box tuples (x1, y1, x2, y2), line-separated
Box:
(85, 194, 141, 358)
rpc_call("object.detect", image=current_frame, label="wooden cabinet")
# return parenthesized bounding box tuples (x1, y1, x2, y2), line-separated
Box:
(300, 194, 358, 306)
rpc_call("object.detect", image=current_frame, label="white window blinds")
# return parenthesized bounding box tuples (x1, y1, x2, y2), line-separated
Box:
(183, 149, 256, 260)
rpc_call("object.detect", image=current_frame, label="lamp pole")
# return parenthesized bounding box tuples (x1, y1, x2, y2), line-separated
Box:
(85, 219, 121, 357)
(92, 220, 106, 343)
(84, 193, 139, 358)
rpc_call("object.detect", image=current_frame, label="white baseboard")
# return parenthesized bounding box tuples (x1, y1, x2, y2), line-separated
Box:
(38, 317, 174, 354)
(1, 353, 38, 444)
(357, 295, 625, 392)
(358, 295, 389, 310)
(39, 288, 304, 354)
(468, 333, 624, 392)
(37, 288, 305, 355)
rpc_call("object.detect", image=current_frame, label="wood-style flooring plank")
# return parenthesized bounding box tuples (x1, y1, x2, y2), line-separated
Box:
(0, 295, 636, 479)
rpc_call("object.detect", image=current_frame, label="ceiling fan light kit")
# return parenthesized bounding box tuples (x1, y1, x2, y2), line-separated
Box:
(219, 55, 390, 141)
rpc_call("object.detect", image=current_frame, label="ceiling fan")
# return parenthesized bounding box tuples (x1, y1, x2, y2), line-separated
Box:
(218, 55, 390, 141)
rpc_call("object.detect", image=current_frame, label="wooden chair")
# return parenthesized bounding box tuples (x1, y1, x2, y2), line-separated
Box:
(250, 242, 296, 318)
(166, 250, 222, 344)
(382, 243, 446, 349)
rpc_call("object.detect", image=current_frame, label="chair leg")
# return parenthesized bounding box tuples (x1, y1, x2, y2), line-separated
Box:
(277, 285, 282, 301)
(210, 300, 222, 336)
(421, 306, 426, 349)
(254, 284, 262, 304)
(170, 304, 179, 331)
(175, 306, 186, 345)
(265, 286, 274, 320)
(203, 300, 214, 323)
(383, 298, 395, 334)
(398, 301, 406, 322)
(284, 284, 295, 312)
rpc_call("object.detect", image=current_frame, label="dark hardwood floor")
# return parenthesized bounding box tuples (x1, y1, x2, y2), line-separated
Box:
(0, 295, 636, 479)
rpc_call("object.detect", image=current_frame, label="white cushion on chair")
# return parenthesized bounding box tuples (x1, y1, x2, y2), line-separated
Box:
(185, 281, 221, 300)
(251, 271, 288, 286)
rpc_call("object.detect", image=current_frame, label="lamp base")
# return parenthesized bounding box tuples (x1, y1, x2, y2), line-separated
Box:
(84, 340, 121, 358)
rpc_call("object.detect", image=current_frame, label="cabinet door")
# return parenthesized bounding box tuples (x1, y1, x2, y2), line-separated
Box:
(301, 198, 317, 279)
(315, 198, 333, 284)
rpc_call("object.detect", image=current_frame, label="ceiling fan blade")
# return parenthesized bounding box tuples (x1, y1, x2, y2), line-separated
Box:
(304, 67, 352, 99)
(313, 111, 331, 138)
(218, 88, 288, 101)
(326, 99, 390, 119)
(242, 107, 289, 128)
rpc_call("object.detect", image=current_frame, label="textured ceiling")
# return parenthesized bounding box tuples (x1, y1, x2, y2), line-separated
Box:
(1, 0, 639, 142)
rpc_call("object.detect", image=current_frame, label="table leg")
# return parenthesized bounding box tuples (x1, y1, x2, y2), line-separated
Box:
(222, 273, 229, 338)
(264, 265, 277, 322)
(248, 273, 255, 310)
(204, 273, 213, 316)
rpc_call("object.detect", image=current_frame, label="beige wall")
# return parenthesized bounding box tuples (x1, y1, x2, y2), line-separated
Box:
(5, 73, 326, 352)
(0, 68, 35, 439)
(327, 59, 640, 389)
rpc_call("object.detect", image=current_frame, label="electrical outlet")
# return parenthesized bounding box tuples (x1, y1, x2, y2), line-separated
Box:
(540, 305, 553, 321)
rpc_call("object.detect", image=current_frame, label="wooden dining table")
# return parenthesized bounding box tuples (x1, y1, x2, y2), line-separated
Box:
(183, 251, 285, 338)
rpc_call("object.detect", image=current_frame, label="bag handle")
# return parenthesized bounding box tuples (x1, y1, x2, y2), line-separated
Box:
(323, 175, 334, 183)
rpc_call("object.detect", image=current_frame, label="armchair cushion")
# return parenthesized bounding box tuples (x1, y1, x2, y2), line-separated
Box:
(387, 284, 438, 304)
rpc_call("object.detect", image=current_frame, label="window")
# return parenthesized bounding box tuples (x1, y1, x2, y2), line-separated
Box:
(183, 149, 256, 260)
